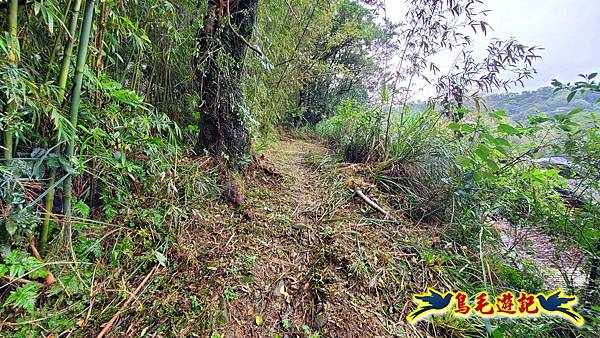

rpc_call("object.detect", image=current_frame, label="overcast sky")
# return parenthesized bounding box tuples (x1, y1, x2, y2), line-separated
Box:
(384, 0, 600, 95)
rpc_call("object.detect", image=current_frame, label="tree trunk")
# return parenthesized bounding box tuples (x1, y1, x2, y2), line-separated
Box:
(195, 0, 258, 161)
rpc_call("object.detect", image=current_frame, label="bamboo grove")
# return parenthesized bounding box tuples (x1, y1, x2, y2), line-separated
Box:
(0, 0, 599, 336)
(0, 0, 392, 256)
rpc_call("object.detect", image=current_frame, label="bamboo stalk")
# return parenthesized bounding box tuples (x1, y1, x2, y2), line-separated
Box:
(58, 0, 84, 100)
(93, 1, 107, 106)
(3, 127, 13, 161)
(63, 0, 95, 234)
(38, 170, 55, 256)
(3, 0, 18, 162)
(40, 0, 84, 256)
(7, 0, 18, 59)
(1, 0, 20, 253)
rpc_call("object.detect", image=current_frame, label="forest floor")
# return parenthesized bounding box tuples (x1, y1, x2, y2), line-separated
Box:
(90, 137, 589, 337)
(118, 137, 455, 337)
(3, 137, 589, 337)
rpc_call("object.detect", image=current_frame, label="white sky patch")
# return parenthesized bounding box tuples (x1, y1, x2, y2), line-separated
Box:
(383, 0, 600, 99)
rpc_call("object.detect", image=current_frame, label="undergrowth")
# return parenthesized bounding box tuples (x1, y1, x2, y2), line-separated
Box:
(316, 96, 600, 336)
(0, 77, 222, 335)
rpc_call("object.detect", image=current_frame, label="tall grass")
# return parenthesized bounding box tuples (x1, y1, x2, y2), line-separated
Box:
(316, 99, 385, 163)
(317, 99, 461, 223)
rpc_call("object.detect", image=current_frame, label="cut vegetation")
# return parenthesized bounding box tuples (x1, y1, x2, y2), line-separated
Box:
(1, 1, 599, 337)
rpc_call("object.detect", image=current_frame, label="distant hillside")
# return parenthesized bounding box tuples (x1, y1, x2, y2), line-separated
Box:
(484, 86, 600, 121)
(407, 86, 600, 120)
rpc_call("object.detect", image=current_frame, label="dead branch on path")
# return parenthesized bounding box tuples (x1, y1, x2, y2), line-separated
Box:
(352, 188, 388, 216)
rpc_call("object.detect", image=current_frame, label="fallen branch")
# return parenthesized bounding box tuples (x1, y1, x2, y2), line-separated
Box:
(353, 188, 388, 216)
(96, 266, 158, 338)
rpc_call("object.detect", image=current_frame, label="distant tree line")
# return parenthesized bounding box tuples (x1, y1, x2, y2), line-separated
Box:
(408, 86, 600, 121)
(485, 86, 600, 120)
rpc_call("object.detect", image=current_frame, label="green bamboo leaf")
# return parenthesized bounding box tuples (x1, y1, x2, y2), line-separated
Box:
(485, 158, 500, 171)
(497, 123, 519, 135)
(495, 145, 509, 156)
(493, 137, 511, 147)
(47, 10, 54, 33)
(447, 122, 461, 131)
(460, 124, 475, 132)
(489, 110, 507, 119)
(0, 265, 8, 278)
(475, 144, 490, 160)
(568, 108, 583, 115)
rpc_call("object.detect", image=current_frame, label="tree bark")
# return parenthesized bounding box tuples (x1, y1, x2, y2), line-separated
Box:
(195, 0, 258, 161)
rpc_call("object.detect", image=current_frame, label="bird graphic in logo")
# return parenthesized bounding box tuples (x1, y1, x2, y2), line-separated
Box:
(536, 290, 584, 327)
(407, 288, 454, 323)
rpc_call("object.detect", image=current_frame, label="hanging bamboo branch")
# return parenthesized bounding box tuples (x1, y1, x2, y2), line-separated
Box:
(63, 0, 95, 236)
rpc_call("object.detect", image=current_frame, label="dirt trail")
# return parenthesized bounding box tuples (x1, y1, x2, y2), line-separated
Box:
(111, 138, 589, 338)
(168, 138, 426, 337)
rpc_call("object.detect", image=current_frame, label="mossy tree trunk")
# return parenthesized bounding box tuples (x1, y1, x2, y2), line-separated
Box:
(195, 0, 258, 161)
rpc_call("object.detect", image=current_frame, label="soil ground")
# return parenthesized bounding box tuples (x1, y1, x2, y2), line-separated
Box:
(125, 138, 445, 337)
(98, 137, 589, 337)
